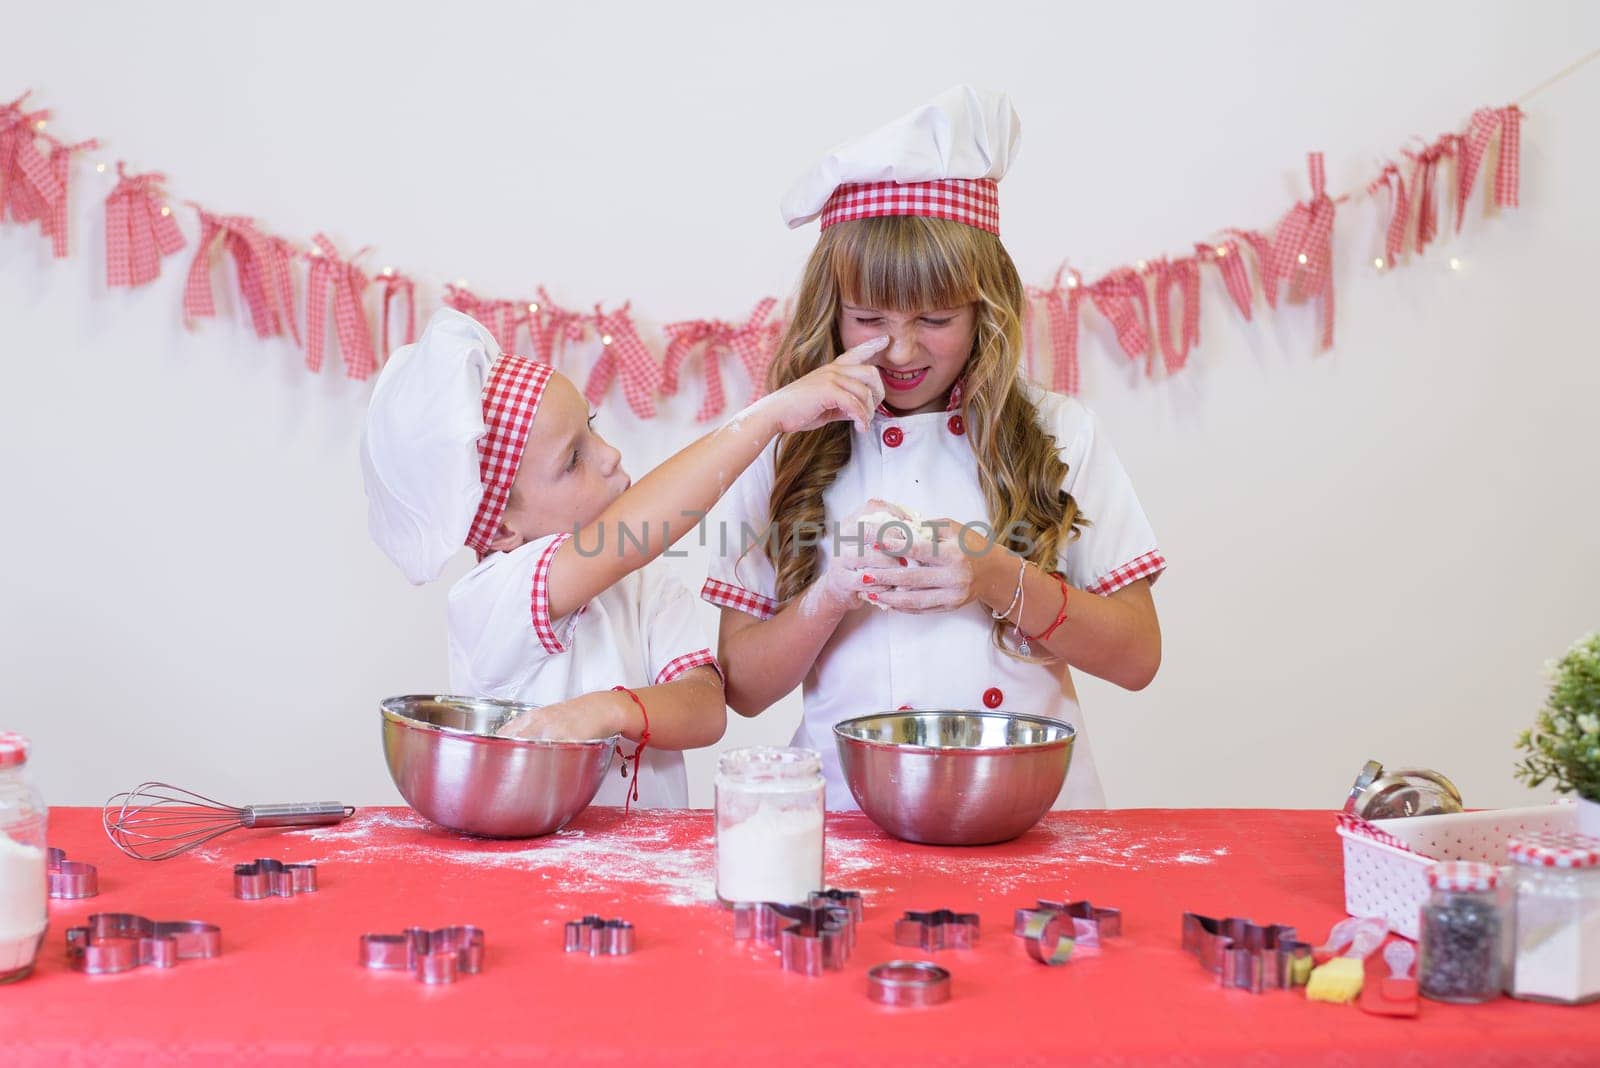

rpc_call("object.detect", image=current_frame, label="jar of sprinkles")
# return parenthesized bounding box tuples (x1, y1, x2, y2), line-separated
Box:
(1418, 860, 1505, 1003)
(1508, 830, 1600, 1005)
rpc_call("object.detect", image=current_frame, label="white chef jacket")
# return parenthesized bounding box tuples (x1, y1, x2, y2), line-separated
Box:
(449, 533, 721, 808)
(703, 382, 1164, 810)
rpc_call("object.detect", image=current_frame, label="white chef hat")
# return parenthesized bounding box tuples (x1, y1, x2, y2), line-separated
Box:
(360, 306, 555, 584)
(780, 85, 1021, 235)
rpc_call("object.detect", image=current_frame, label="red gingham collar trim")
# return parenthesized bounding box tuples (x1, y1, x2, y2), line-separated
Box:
(821, 178, 1000, 235)
(875, 376, 965, 419)
(467, 356, 553, 555)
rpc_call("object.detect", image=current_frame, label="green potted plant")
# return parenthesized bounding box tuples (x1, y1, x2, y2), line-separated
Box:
(1516, 632, 1600, 832)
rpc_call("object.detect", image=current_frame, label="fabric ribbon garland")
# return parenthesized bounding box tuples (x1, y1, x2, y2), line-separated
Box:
(529, 287, 589, 365)
(1025, 267, 1082, 396)
(584, 303, 663, 418)
(660, 297, 781, 420)
(37, 137, 95, 257)
(725, 297, 782, 407)
(305, 233, 376, 380)
(182, 209, 287, 340)
(1266, 153, 1337, 350)
(1407, 135, 1455, 257)
(1086, 267, 1153, 371)
(1153, 256, 1201, 374)
(1367, 163, 1410, 267)
(0, 94, 63, 241)
(1455, 105, 1523, 229)
(1197, 240, 1255, 321)
(443, 284, 521, 354)
(373, 268, 417, 363)
(105, 164, 186, 287)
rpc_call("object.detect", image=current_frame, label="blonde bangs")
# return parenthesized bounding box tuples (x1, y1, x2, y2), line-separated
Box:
(828, 217, 982, 313)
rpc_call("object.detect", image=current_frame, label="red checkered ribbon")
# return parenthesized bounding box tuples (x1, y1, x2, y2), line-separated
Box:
(374, 268, 417, 363)
(584, 303, 663, 418)
(529, 287, 589, 365)
(1086, 267, 1152, 369)
(468, 356, 555, 554)
(105, 164, 186, 287)
(1266, 153, 1337, 350)
(1196, 241, 1254, 321)
(725, 297, 782, 405)
(0, 94, 63, 235)
(1153, 256, 1201, 374)
(1366, 163, 1409, 267)
(1025, 267, 1082, 396)
(1225, 229, 1276, 310)
(262, 236, 302, 347)
(1455, 105, 1523, 230)
(820, 178, 1001, 235)
(444, 284, 522, 353)
(305, 233, 375, 380)
(32, 136, 95, 258)
(182, 209, 286, 340)
(1406, 134, 1455, 257)
(1335, 812, 1417, 854)
(660, 297, 782, 420)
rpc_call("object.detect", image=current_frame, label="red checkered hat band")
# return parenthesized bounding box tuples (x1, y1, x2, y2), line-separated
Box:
(1508, 831, 1600, 869)
(1427, 860, 1498, 892)
(820, 179, 1000, 235)
(466, 356, 553, 554)
(0, 731, 29, 768)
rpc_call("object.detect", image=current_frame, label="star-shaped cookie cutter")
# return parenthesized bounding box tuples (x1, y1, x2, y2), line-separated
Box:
(1181, 912, 1313, 992)
(359, 926, 485, 984)
(233, 858, 318, 900)
(808, 888, 863, 925)
(732, 900, 855, 976)
(65, 913, 221, 974)
(893, 909, 980, 951)
(47, 847, 98, 899)
(564, 915, 635, 956)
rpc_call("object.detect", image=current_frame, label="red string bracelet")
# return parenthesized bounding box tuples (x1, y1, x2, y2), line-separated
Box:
(611, 685, 651, 815)
(1035, 572, 1071, 643)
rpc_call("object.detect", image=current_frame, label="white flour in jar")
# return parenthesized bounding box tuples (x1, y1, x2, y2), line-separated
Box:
(0, 833, 47, 972)
(1512, 887, 1600, 1002)
(715, 804, 824, 905)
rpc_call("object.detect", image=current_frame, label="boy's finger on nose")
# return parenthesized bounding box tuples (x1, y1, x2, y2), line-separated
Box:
(837, 336, 890, 365)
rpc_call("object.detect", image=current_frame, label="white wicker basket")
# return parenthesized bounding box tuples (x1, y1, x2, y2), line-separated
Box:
(1337, 800, 1599, 939)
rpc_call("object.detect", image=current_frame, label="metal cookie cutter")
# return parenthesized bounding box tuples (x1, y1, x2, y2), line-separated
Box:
(233, 858, 318, 900)
(893, 909, 979, 951)
(867, 960, 952, 1007)
(808, 888, 864, 924)
(1181, 913, 1313, 992)
(47, 847, 99, 899)
(1013, 899, 1122, 955)
(564, 916, 635, 956)
(65, 913, 221, 974)
(732, 901, 855, 976)
(359, 926, 485, 984)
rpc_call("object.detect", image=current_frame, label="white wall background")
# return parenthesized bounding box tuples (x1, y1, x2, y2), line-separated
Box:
(1, 2, 1596, 811)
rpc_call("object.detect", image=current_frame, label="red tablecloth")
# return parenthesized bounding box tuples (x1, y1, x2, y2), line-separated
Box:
(12, 807, 1597, 1065)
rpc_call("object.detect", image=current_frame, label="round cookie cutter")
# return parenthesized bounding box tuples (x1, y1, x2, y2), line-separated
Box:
(867, 960, 951, 1007)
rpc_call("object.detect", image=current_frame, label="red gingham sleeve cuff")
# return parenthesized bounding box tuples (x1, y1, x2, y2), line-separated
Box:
(530, 533, 575, 654)
(701, 578, 777, 621)
(1085, 550, 1166, 597)
(654, 649, 725, 687)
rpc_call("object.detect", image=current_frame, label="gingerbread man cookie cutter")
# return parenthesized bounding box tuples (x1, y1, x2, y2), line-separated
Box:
(233, 858, 318, 900)
(893, 909, 980, 951)
(732, 900, 855, 976)
(359, 926, 485, 984)
(1181, 912, 1313, 992)
(65, 913, 221, 974)
(564, 916, 635, 956)
(47, 847, 99, 899)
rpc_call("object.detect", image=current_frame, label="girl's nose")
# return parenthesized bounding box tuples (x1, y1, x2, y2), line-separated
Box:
(885, 328, 918, 365)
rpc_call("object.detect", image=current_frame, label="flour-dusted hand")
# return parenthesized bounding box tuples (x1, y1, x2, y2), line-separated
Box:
(857, 517, 983, 614)
(494, 691, 628, 741)
(797, 499, 912, 616)
(763, 336, 889, 434)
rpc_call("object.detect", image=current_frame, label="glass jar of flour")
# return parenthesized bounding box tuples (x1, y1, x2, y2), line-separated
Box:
(715, 747, 824, 905)
(0, 733, 48, 984)
(1508, 830, 1600, 1005)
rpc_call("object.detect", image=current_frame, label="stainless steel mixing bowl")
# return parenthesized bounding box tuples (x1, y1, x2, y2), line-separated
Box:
(833, 710, 1075, 845)
(381, 695, 616, 838)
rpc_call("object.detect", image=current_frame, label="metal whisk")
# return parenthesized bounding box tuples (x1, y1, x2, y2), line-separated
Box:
(104, 781, 356, 860)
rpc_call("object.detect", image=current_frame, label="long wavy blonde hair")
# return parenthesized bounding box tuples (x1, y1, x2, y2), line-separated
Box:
(764, 215, 1088, 652)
